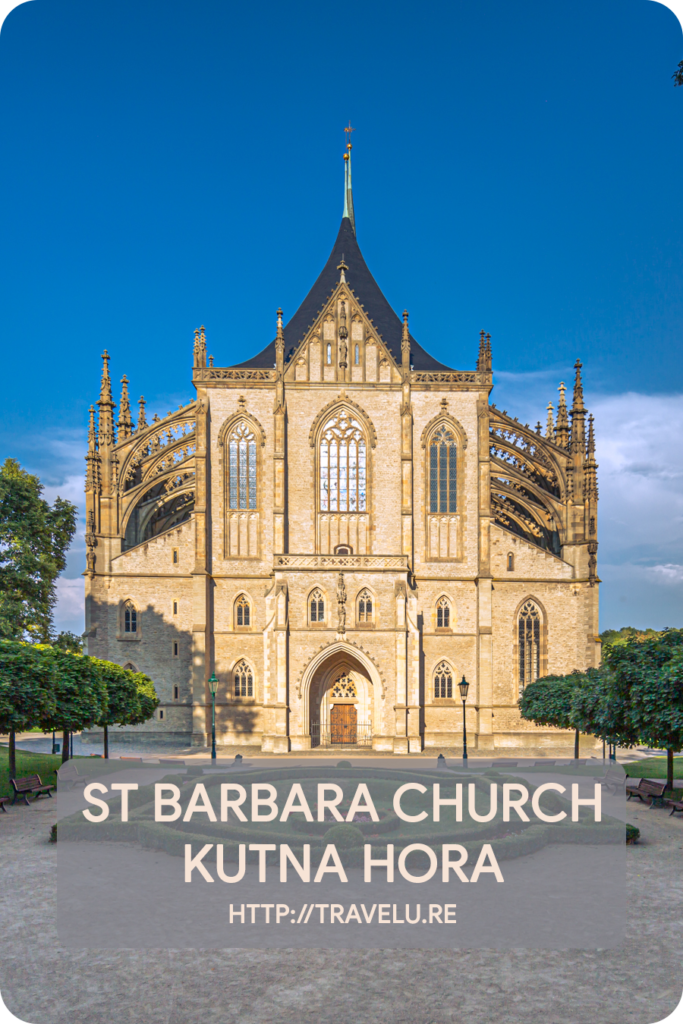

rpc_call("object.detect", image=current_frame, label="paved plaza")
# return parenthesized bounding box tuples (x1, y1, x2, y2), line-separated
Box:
(0, 781, 682, 1024)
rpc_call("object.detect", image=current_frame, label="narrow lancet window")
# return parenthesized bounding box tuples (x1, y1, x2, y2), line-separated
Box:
(429, 425, 457, 513)
(358, 589, 373, 624)
(236, 595, 250, 627)
(228, 423, 257, 511)
(310, 589, 325, 623)
(234, 660, 254, 697)
(518, 601, 541, 689)
(434, 661, 453, 699)
(124, 602, 137, 634)
(436, 597, 450, 629)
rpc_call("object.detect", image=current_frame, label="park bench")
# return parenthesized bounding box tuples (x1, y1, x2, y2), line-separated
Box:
(57, 761, 89, 790)
(668, 800, 683, 817)
(10, 774, 55, 806)
(0, 797, 9, 813)
(594, 764, 626, 795)
(626, 777, 668, 807)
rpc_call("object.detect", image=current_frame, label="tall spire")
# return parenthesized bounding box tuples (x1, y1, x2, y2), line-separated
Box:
(555, 382, 569, 448)
(117, 375, 134, 440)
(546, 402, 555, 440)
(585, 413, 598, 500)
(401, 310, 411, 378)
(570, 358, 586, 454)
(342, 122, 356, 234)
(97, 350, 116, 448)
(138, 396, 147, 430)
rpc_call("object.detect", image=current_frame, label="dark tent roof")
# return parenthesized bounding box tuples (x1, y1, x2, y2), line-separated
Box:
(232, 217, 453, 371)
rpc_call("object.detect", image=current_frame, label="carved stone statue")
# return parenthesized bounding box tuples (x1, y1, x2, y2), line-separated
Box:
(337, 572, 346, 633)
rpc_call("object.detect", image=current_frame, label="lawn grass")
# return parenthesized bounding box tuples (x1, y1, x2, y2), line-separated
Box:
(0, 746, 96, 801)
(623, 756, 683, 780)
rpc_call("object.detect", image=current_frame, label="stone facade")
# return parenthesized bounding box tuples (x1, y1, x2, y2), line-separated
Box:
(83, 153, 600, 754)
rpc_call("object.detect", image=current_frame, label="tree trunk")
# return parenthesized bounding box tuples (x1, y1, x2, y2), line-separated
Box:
(8, 730, 16, 781)
(61, 730, 70, 763)
(667, 747, 674, 793)
(574, 728, 580, 760)
(104, 724, 109, 759)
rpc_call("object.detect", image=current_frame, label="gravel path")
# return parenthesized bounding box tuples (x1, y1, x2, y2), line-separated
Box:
(0, 797, 681, 1024)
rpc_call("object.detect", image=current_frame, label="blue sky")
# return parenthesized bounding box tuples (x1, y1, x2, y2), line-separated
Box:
(0, 0, 682, 632)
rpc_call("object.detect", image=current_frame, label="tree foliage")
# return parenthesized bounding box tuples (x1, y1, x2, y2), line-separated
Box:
(518, 672, 588, 730)
(0, 641, 56, 733)
(0, 459, 77, 643)
(35, 645, 107, 735)
(674, 59, 683, 87)
(91, 658, 159, 728)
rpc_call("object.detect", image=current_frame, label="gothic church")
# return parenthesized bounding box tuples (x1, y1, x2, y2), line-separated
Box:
(83, 141, 600, 754)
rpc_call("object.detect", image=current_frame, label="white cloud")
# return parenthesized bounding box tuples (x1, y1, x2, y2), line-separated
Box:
(53, 577, 85, 634)
(650, 564, 683, 584)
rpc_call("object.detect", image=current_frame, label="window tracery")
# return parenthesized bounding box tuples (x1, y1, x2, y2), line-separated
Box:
(429, 425, 457, 513)
(228, 423, 257, 511)
(357, 589, 373, 624)
(234, 660, 254, 698)
(331, 674, 357, 698)
(124, 601, 137, 634)
(434, 661, 453, 699)
(309, 588, 325, 623)
(235, 595, 250, 627)
(436, 597, 450, 629)
(319, 413, 367, 512)
(518, 601, 541, 689)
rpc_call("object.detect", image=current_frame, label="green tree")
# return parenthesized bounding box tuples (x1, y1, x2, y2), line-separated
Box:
(601, 628, 683, 791)
(91, 659, 159, 757)
(0, 459, 77, 643)
(674, 59, 683, 86)
(518, 671, 598, 758)
(0, 640, 56, 779)
(36, 646, 107, 763)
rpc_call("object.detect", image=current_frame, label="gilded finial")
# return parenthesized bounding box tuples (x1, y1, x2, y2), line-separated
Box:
(342, 125, 356, 234)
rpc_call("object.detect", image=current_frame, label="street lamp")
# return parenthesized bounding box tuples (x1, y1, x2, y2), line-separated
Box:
(208, 673, 218, 765)
(458, 675, 470, 762)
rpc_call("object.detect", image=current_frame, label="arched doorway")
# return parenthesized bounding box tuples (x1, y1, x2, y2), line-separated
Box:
(310, 656, 373, 748)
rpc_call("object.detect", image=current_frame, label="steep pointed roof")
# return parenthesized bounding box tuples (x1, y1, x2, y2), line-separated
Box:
(234, 216, 451, 371)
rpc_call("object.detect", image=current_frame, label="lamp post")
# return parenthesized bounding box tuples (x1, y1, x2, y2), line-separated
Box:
(208, 673, 218, 765)
(458, 675, 469, 763)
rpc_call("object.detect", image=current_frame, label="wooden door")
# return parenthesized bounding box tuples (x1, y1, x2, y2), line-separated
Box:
(330, 704, 357, 744)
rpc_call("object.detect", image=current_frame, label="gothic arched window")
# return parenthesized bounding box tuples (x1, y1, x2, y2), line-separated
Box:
(434, 661, 453, 699)
(319, 413, 367, 512)
(326, 343, 332, 364)
(354, 344, 360, 365)
(234, 660, 254, 697)
(518, 601, 541, 689)
(507, 552, 515, 571)
(228, 423, 257, 511)
(235, 595, 250, 628)
(357, 589, 373, 624)
(124, 601, 137, 634)
(436, 597, 450, 629)
(429, 425, 457, 513)
(309, 588, 325, 624)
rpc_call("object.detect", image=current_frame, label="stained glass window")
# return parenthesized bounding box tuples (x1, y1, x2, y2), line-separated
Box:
(429, 426, 457, 513)
(354, 344, 360, 365)
(234, 660, 253, 697)
(434, 661, 453, 699)
(437, 597, 450, 628)
(327, 343, 332, 364)
(228, 423, 257, 511)
(518, 601, 541, 689)
(319, 414, 366, 512)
